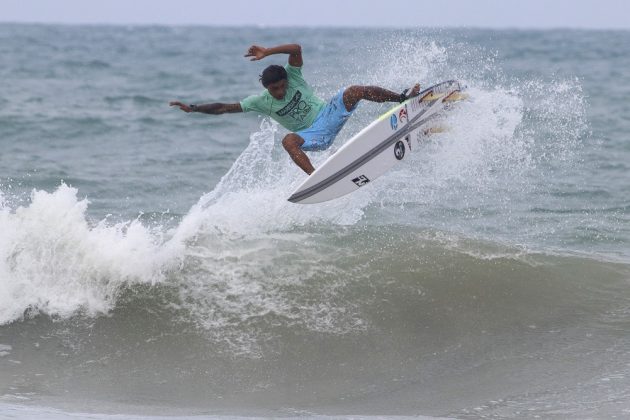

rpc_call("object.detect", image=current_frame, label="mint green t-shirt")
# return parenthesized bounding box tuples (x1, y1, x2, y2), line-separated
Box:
(240, 64, 326, 132)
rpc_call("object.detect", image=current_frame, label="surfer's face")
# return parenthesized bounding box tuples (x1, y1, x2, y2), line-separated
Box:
(266, 79, 288, 100)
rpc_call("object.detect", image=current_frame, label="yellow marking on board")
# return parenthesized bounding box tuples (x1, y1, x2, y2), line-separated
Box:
(419, 92, 446, 101)
(376, 89, 468, 121)
(377, 103, 403, 121)
(443, 92, 469, 102)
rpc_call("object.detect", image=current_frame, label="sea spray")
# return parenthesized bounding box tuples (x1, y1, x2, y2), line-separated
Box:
(0, 184, 177, 324)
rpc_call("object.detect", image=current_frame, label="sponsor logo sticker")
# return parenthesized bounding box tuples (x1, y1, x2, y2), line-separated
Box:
(352, 175, 370, 187)
(394, 141, 405, 160)
(390, 114, 398, 130)
(399, 106, 408, 123)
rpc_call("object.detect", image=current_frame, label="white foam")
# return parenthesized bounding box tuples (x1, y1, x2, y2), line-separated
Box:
(0, 344, 11, 357)
(169, 119, 374, 241)
(0, 184, 181, 325)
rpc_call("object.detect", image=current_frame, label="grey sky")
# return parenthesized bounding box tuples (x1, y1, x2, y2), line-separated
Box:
(3, 0, 630, 29)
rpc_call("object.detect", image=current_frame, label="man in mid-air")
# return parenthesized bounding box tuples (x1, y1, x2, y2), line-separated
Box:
(170, 44, 420, 175)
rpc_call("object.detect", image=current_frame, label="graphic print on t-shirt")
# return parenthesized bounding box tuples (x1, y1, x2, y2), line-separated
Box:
(275, 90, 312, 123)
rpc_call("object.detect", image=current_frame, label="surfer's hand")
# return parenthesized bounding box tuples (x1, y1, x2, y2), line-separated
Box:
(245, 45, 267, 61)
(169, 101, 192, 113)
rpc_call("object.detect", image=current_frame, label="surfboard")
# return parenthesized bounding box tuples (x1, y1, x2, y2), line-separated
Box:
(288, 80, 467, 204)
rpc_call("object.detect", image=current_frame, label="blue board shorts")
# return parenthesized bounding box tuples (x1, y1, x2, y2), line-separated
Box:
(298, 88, 356, 151)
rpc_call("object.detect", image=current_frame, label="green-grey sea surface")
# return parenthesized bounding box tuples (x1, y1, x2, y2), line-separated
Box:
(1, 24, 629, 419)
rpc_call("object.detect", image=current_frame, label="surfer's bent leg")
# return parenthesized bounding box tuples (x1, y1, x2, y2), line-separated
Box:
(342, 85, 421, 112)
(288, 87, 361, 176)
(282, 133, 315, 175)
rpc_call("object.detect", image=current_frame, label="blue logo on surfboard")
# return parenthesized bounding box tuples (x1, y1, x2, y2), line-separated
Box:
(390, 114, 398, 130)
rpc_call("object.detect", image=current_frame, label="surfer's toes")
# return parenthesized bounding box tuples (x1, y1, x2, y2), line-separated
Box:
(400, 83, 421, 102)
(410, 83, 421, 97)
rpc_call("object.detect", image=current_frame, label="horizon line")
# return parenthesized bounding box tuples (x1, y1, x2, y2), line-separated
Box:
(2, 20, 630, 32)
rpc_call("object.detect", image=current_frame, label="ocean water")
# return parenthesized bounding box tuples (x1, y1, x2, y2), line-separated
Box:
(0, 23, 629, 419)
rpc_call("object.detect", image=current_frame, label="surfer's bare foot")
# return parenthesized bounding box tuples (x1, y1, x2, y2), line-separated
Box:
(409, 83, 421, 97)
(400, 83, 421, 102)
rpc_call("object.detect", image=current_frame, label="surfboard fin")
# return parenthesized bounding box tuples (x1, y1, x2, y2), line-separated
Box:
(429, 125, 448, 134)
(423, 125, 449, 135)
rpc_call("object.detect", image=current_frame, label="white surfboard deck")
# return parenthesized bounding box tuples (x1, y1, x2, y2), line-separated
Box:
(288, 80, 466, 204)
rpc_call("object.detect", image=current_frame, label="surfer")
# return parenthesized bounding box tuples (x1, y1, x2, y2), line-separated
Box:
(170, 44, 420, 175)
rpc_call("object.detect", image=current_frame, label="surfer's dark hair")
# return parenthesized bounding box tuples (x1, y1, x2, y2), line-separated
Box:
(260, 65, 287, 87)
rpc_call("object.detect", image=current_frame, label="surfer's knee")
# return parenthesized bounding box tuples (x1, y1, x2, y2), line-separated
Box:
(282, 134, 304, 152)
(344, 85, 364, 101)
(344, 85, 390, 107)
(343, 85, 365, 111)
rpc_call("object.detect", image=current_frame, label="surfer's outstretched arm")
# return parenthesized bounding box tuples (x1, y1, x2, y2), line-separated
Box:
(245, 44, 303, 67)
(169, 101, 242, 114)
